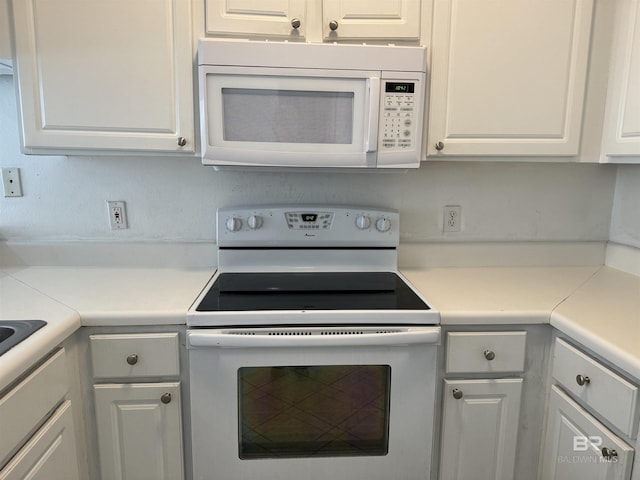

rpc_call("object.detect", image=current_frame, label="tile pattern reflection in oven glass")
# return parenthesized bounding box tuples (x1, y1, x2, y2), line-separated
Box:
(239, 365, 391, 459)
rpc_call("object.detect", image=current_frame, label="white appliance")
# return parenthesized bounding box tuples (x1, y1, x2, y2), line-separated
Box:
(198, 40, 427, 169)
(187, 205, 440, 480)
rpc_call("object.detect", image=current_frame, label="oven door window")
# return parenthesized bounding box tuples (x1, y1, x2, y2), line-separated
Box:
(238, 365, 391, 459)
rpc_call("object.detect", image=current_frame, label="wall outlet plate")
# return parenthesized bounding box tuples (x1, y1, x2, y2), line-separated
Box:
(443, 205, 462, 233)
(2, 168, 22, 197)
(107, 201, 128, 230)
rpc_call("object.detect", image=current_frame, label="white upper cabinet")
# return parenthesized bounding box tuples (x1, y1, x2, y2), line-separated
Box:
(0, 0, 11, 59)
(427, 0, 594, 157)
(322, 0, 421, 41)
(205, 0, 421, 41)
(11, 0, 195, 154)
(601, 0, 640, 162)
(206, 0, 308, 39)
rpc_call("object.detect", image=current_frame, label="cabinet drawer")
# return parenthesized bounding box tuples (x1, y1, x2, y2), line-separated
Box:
(90, 333, 180, 379)
(552, 338, 639, 437)
(446, 331, 527, 374)
(0, 349, 67, 468)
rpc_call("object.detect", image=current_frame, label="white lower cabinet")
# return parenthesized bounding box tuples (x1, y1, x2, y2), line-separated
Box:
(439, 330, 528, 480)
(539, 337, 639, 480)
(540, 386, 634, 480)
(440, 379, 523, 480)
(94, 383, 184, 480)
(90, 332, 184, 480)
(0, 348, 81, 480)
(0, 401, 80, 480)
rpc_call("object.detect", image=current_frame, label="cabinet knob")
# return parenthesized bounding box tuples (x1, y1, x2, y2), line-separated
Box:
(601, 447, 618, 460)
(161, 393, 172, 404)
(126, 353, 139, 365)
(483, 349, 496, 361)
(177, 136, 187, 147)
(576, 374, 591, 386)
(329, 20, 339, 31)
(452, 388, 463, 400)
(435, 141, 445, 151)
(291, 18, 301, 29)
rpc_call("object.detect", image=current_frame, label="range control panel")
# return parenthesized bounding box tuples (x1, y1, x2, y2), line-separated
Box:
(217, 205, 399, 248)
(381, 81, 416, 152)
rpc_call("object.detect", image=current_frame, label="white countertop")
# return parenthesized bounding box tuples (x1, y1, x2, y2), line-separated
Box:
(402, 266, 601, 324)
(0, 266, 214, 393)
(551, 266, 640, 380)
(1, 244, 639, 390)
(5, 266, 215, 325)
(0, 274, 80, 393)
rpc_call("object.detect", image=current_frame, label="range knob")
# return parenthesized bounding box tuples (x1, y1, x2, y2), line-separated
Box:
(247, 215, 263, 230)
(225, 217, 242, 232)
(375, 217, 392, 232)
(355, 215, 371, 230)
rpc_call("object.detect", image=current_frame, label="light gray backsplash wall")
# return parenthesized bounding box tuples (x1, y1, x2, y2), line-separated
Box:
(0, 76, 621, 245)
(610, 166, 640, 248)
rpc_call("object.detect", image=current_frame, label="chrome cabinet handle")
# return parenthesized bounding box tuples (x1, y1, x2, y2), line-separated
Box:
(126, 354, 139, 365)
(161, 393, 172, 404)
(435, 141, 445, 151)
(177, 136, 187, 147)
(483, 349, 496, 361)
(602, 447, 618, 460)
(329, 20, 339, 31)
(291, 18, 301, 29)
(452, 388, 463, 400)
(576, 374, 591, 386)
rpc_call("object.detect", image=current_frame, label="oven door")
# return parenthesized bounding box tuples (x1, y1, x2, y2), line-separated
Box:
(188, 326, 440, 480)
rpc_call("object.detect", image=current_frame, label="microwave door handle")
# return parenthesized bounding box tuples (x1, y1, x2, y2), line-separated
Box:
(365, 76, 381, 153)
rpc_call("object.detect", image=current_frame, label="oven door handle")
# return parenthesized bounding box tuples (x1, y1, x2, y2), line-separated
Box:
(188, 327, 440, 348)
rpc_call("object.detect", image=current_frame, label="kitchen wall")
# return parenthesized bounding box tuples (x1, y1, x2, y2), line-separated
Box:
(0, 75, 625, 247)
(610, 166, 640, 249)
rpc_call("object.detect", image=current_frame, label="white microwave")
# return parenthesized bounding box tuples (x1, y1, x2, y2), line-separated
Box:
(198, 39, 426, 169)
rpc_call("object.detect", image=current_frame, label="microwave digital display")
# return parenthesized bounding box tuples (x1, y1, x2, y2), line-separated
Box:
(385, 82, 415, 94)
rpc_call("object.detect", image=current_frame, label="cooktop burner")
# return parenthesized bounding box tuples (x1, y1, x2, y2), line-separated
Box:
(196, 272, 431, 312)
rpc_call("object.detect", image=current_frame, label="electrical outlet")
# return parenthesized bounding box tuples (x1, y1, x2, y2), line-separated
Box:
(107, 201, 128, 230)
(443, 205, 462, 233)
(2, 168, 22, 197)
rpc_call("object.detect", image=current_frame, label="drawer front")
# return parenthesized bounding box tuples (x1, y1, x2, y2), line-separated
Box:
(552, 338, 639, 437)
(446, 331, 527, 374)
(90, 333, 180, 379)
(0, 349, 67, 468)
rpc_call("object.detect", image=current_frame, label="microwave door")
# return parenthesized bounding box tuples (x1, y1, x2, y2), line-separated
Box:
(201, 70, 378, 168)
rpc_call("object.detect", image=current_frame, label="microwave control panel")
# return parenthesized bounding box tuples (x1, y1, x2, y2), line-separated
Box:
(381, 82, 416, 152)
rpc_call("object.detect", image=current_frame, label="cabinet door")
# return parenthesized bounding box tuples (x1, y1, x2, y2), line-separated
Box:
(206, 0, 307, 38)
(428, 0, 593, 157)
(11, 0, 194, 154)
(0, 0, 10, 59)
(94, 383, 184, 480)
(322, 0, 421, 41)
(539, 386, 634, 480)
(601, 0, 640, 161)
(439, 378, 523, 480)
(0, 401, 80, 480)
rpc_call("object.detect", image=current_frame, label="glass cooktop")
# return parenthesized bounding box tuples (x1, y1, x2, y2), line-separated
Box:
(196, 272, 431, 312)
